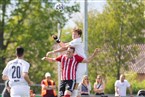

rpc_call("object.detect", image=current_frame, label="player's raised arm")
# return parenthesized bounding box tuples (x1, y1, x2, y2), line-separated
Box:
(82, 48, 100, 63)
(41, 57, 57, 62)
(52, 35, 66, 47)
(46, 35, 70, 57)
(52, 34, 70, 48)
(46, 46, 68, 57)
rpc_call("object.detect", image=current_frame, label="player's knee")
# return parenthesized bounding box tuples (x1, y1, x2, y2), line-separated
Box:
(64, 90, 72, 96)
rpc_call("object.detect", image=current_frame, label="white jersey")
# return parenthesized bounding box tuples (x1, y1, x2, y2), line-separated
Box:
(69, 38, 86, 58)
(115, 80, 130, 96)
(2, 58, 30, 87)
(69, 38, 87, 83)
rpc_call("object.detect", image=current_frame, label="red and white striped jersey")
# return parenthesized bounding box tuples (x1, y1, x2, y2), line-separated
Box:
(55, 54, 84, 80)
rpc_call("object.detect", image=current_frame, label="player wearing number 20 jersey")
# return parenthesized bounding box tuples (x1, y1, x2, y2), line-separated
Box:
(2, 58, 30, 87)
(2, 46, 33, 97)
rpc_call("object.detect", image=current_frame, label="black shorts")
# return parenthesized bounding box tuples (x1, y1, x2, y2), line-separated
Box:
(59, 80, 76, 96)
(81, 94, 89, 95)
(96, 93, 104, 95)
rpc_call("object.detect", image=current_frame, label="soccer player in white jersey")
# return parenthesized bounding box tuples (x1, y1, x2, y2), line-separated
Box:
(2, 46, 33, 97)
(46, 28, 87, 96)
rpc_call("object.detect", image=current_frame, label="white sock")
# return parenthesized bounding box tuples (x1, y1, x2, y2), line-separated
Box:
(71, 90, 78, 97)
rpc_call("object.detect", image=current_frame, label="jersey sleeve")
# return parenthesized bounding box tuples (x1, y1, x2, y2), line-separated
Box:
(2, 63, 10, 76)
(69, 40, 81, 47)
(55, 55, 63, 62)
(126, 80, 130, 87)
(22, 62, 30, 73)
(75, 55, 84, 63)
(115, 80, 119, 87)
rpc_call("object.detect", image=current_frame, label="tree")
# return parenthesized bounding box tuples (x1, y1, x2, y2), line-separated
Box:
(0, 0, 79, 89)
(87, 0, 145, 80)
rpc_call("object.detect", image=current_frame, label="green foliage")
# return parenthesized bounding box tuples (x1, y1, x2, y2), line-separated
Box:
(61, 28, 72, 42)
(86, 0, 145, 80)
(74, 0, 145, 94)
(1, 0, 145, 94)
(131, 80, 145, 94)
(0, 0, 80, 87)
(105, 76, 116, 94)
(126, 72, 145, 94)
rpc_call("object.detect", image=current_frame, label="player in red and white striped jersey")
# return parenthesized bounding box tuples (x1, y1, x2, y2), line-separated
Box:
(42, 47, 99, 97)
(56, 53, 83, 81)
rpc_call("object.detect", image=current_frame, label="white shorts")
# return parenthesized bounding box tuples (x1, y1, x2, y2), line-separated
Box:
(76, 63, 87, 83)
(10, 85, 30, 97)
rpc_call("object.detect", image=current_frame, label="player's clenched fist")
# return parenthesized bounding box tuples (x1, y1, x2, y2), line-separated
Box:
(52, 35, 58, 40)
(52, 35, 60, 43)
(41, 57, 46, 60)
(94, 48, 100, 55)
(29, 81, 35, 86)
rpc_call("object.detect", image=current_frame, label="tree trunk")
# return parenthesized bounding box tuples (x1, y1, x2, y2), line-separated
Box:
(0, 0, 6, 82)
(0, 0, 5, 49)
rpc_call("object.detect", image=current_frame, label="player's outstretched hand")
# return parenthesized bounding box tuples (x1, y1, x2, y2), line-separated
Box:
(52, 35, 58, 40)
(52, 35, 60, 43)
(29, 81, 35, 86)
(94, 48, 100, 55)
(41, 57, 46, 60)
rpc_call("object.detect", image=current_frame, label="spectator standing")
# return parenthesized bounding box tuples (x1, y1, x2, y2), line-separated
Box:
(115, 74, 133, 97)
(94, 75, 105, 96)
(78, 75, 91, 97)
(41, 72, 57, 97)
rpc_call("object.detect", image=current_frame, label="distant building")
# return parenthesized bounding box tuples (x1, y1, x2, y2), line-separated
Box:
(130, 44, 145, 81)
